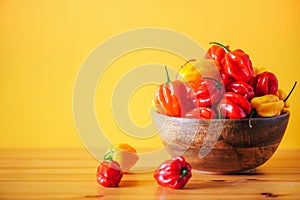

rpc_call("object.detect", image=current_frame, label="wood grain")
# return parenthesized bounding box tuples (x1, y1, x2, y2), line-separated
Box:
(0, 149, 299, 200)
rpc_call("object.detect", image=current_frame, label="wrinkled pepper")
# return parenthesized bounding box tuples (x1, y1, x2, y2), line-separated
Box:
(154, 66, 189, 117)
(218, 92, 252, 119)
(226, 81, 255, 100)
(250, 94, 284, 117)
(205, 43, 229, 65)
(188, 77, 224, 107)
(277, 88, 290, 109)
(251, 81, 297, 117)
(210, 42, 254, 83)
(184, 106, 217, 119)
(177, 59, 221, 88)
(251, 71, 278, 96)
(104, 143, 139, 172)
(177, 59, 201, 88)
(154, 156, 192, 189)
(96, 160, 123, 187)
(221, 71, 234, 86)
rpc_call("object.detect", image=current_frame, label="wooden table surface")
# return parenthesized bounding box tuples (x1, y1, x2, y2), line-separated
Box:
(0, 149, 299, 200)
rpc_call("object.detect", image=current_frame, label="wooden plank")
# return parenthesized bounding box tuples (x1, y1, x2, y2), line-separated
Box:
(0, 149, 300, 199)
(0, 181, 299, 200)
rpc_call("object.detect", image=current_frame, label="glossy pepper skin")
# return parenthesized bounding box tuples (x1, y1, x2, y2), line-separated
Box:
(154, 66, 189, 117)
(188, 78, 224, 107)
(226, 81, 255, 100)
(277, 88, 290, 108)
(184, 106, 217, 119)
(104, 143, 138, 173)
(154, 156, 192, 189)
(177, 59, 201, 88)
(96, 160, 123, 187)
(218, 92, 251, 119)
(221, 71, 234, 86)
(210, 42, 254, 83)
(250, 94, 284, 117)
(177, 59, 221, 88)
(205, 44, 228, 65)
(251, 71, 278, 97)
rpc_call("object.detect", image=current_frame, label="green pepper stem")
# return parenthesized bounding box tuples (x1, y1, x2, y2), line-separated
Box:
(217, 106, 223, 119)
(164, 66, 171, 83)
(284, 81, 297, 102)
(209, 42, 230, 53)
(177, 167, 188, 182)
(103, 150, 114, 162)
(202, 77, 223, 89)
(248, 109, 257, 128)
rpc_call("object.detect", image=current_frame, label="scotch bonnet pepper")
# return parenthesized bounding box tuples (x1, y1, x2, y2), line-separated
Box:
(154, 66, 189, 117)
(205, 44, 228, 65)
(251, 71, 278, 96)
(210, 42, 254, 83)
(184, 106, 217, 119)
(251, 81, 297, 117)
(218, 92, 251, 119)
(177, 59, 221, 88)
(226, 81, 255, 100)
(104, 143, 138, 172)
(250, 94, 284, 117)
(154, 156, 192, 189)
(177, 59, 201, 88)
(96, 160, 123, 187)
(188, 77, 224, 107)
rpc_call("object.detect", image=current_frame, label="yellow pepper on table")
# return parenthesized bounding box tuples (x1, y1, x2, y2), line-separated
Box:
(104, 143, 138, 173)
(250, 94, 284, 117)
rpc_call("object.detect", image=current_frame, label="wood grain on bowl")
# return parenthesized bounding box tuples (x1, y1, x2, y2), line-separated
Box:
(152, 111, 290, 174)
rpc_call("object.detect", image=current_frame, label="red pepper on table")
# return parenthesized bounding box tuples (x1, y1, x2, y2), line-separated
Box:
(226, 81, 255, 100)
(218, 92, 251, 119)
(188, 77, 224, 107)
(154, 156, 192, 189)
(184, 106, 217, 119)
(210, 42, 254, 83)
(251, 71, 278, 97)
(154, 66, 189, 117)
(205, 44, 229, 65)
(96, 160, 123, 187)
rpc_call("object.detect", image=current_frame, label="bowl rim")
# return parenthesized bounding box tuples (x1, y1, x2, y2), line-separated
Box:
(152, 110, 290, 123)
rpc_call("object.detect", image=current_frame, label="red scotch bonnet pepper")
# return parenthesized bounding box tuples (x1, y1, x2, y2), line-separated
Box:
(210, 42, 254, 83)
(96, 154, 123, 187)
(226, 81, 255, 100)
(205, 43, 228, 66)
(218, 92, 252, 119)
(154, 156, 192, 189)
(185, 106, 217, 119)
(154, 66, 189, 117)
(187, 77, 224, 107)
(251, 71, 278, 97)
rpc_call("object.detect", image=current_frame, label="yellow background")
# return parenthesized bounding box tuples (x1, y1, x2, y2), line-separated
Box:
(1, 0, 300, 150)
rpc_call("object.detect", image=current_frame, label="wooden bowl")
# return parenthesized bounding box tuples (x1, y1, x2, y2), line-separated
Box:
(152, 111, 290, 174)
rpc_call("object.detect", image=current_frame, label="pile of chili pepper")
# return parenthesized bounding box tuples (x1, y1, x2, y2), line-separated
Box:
(96, 144, 193, 189)
(153, 42, 296, 119)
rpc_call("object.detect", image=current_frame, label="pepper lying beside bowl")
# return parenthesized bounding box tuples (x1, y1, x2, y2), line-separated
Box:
(152, 42, 297, 174)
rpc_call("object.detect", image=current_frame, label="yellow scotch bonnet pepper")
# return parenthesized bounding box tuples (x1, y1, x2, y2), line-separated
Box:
(104, 143, 139, 173)
(276, 88, 290, 109)
(250, 94, 284, 117)
(177, 59, 202, 88)
(177, 59, 221, 88)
